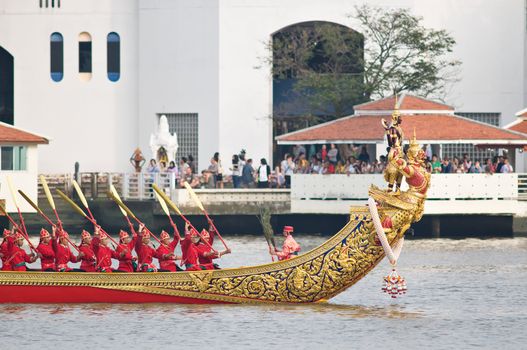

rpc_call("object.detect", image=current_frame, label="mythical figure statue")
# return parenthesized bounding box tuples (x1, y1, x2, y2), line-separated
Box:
(130, 148, 146, 173)
(380, 130, 431, 222)
(149, 115, 179, 164)
(382, 102, 404, 194)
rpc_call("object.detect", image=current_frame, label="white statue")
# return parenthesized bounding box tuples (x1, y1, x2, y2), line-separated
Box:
(149, 115, 179, 164)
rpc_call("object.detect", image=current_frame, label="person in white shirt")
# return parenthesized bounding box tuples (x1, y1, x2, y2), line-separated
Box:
(257, 158, 271, 188)
(500, 158, 514, 173)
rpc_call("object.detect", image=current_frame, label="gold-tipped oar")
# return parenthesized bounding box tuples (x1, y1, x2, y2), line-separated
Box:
(152, 184, 217, 253)
(182, 181, 229, 250)
(18, 190, 56, 228)
(39, 175, 80, 252)
(56, 189, 120, 247)
(109, 185, 134, 227)
(5, 176, 37, 253)
(153, 189, 181, 240)
(107, 186, 162, 244)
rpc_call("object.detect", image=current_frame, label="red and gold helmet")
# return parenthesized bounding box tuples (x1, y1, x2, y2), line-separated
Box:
(119, 230, 129, 241)
(160, 231, 170, 240)
(81, 230, 91, 240)
(40, 228, 50, 239)
(3, 229, 11, 237)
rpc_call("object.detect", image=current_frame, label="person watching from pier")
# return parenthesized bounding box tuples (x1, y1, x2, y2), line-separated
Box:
(135, 224, 158, 272)
(431, 155, 441, 174)
(0, 229, 15, 270)
(500, 157, 514, 173)
(242, 158, 255, 188)
(257, 158, 271, 188)
(147, 159, 160, 173)
(156, 230, 182, 271)
(7, 232, 37, 271)
(36, 229, 55, 271)
(269, 226, 300, 261)
(180, 167, 200, 188)
(52, 227, 79, 272)
(77, 230, 97, 272)
(115, 229, 138, 272)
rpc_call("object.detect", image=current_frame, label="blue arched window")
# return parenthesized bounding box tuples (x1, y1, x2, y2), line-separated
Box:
(50, 32, 63, 82)
(107, 32, 120, 82)
(78, 32, 92, 81)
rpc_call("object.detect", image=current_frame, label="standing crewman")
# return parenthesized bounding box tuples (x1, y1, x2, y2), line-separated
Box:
(269, 226, 300, 261)
(36, 229, 55, 271)
(156, 230, 181, 272)
(77, 230, 97, 272)
(8, 232, 37, 271)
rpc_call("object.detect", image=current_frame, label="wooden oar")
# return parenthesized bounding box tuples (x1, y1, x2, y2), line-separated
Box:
(152, 184, 217, 253)
(109, 185, 135, 229)
(18, 190, 57, 228)
(39, 175, 80, 252)
(153, 189, 181, 240)
(5, 176, 37, 253)
(56, 189, 120, 247)
(182, 181, 229, 250)
(107, 186, 162, 244)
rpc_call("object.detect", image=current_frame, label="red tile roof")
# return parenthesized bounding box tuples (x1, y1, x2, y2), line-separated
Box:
(354, 94, 453, 112)
(507, 121, 527, 134)
(276, 114, 527, 144)
(0, 123, 49, 144)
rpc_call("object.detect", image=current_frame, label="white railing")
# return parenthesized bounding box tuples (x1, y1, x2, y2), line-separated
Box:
(291, 173, 518, 201)
(290, 173, 523, 215)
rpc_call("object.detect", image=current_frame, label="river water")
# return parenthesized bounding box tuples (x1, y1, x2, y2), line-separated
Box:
(1, 235, 526, 350)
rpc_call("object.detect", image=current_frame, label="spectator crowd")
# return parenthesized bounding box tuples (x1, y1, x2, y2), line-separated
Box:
(141, 143, 514, 190)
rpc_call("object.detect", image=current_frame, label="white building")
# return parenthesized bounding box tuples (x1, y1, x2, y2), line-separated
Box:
(0, 122, 49, 214)
(0, 0, 525, 173)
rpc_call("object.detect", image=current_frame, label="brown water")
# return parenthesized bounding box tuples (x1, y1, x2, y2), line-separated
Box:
(1, 236, 526, 349)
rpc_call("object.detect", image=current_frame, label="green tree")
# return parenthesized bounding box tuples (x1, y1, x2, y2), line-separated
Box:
(356, 5, 460, 100)
(267, 5, 460, 120)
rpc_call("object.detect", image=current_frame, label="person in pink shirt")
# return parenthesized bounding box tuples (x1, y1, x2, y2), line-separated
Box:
(269, 226, 300, 261)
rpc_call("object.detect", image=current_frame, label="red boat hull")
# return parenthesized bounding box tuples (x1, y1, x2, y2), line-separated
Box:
(0, 286, 230, 304)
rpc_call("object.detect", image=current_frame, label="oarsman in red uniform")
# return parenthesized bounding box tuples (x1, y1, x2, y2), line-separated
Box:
(156, 230, 182, 272)
(194, 228, 230, 270)
(36, 229, 55, 271)
(0, 229, 15, 271)
(269, 226, 300, 261)
(77, 230, 97, 272)
(93, 231, 119, 272)
(114, 229, 137, 272)
(181, 223, 230, 270)
(9, 233, 37, 271)
(135, 224, 158, 272)
(52, 227, 79, 272)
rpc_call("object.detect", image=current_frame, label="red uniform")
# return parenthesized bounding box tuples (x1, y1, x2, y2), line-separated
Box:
(276, 234, 300, 261)
(115, 230, 137, 272)
(181, 230, 212, 271)
(36, 241, 55, 271)
(135, 234, 158, 271)
(156, 236, 180, 271)
(78, 243, 97, 272)
(52, 236, 77, 271)
(1, 236, 14, 271)
(9, 245, 34, 271)
(95, 245, 119, 272)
